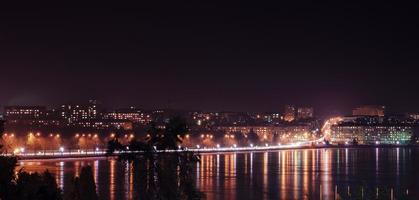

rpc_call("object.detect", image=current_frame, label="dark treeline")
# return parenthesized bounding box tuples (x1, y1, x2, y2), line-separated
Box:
(0, 120, 99, 200)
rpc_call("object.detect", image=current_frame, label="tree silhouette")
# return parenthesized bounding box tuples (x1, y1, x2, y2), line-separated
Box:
(161, 116, 189, 150)
(247, 128, 259, 145)
(106, 116, 204, 199)
(67, 166, 98, 200)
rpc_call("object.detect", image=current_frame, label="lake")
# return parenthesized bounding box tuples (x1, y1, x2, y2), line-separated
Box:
(17, 147, 419, 200)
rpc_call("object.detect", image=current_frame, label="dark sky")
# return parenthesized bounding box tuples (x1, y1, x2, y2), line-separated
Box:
(0, 2, 418, 116)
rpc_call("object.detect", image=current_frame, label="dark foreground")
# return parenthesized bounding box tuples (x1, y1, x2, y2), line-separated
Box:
(18, 147, 419, 200)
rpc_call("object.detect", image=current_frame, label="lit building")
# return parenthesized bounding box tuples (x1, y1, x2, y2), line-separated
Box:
(283, 105, 296, 122)
(331, 124, 412, 145)
(352, 105, 385, 117)
(408, 113, 419, 120)
(297, 107, 314, 119)
(59, 100, 101, 125)
(5, 106, 46, 119)
(75, 120, 133, 130)
(104, 107, 152, 125)
(217, 124, 315, 143)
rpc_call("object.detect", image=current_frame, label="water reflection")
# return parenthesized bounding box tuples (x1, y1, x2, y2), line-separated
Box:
(16, 148, 416, 200)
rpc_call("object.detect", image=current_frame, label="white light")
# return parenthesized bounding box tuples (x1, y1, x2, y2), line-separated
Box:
(233, 144, 237, 148)
(265, 143, 269, 147)
(396, 141, 400, 145)
(59, 147, 64, 152)
(196, 145, 200, 149)
(216, 144, 220, 148)
(375, 141, 380, 145)
(95, 147, 99, 151)
(277, 143, 281, 146)
(250, 144, 254, 147)
(178, 145, 181, 149)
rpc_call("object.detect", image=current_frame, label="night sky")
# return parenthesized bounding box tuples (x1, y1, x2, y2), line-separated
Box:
(0, 2, 418, 116)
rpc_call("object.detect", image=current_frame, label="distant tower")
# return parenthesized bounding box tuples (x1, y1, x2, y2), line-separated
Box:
(297, 107, 314, 119)
(283, 105, 296, 122)
(352, 105, 385, 117)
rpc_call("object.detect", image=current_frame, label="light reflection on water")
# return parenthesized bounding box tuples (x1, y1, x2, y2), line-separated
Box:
(17, 148, 417, 200)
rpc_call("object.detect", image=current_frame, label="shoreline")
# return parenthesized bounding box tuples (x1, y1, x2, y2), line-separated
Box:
(11, 144, 419, 161)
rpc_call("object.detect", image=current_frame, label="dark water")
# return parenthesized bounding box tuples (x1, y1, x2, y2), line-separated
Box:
(18, 148, 419, 200)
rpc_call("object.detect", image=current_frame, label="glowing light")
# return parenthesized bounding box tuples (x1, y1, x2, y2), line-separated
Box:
(196, 145, 201, 149)
(375, 141, 380, 145)
(130, 134, 134, 139)
(233, 144, 237, 148)
(250, 143, 254, 147)
(59, 147, 64, 152)
(216, 144, 220, 148)
(75, 134, 80, 138)
(36, 132, 41, 137)
(110, 133, 115, 138)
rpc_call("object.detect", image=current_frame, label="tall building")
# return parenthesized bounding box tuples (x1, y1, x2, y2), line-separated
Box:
(352, 105, 385, 117)
(297, 107, 314, 119)
(59, 100, 101, 124)
(283, 105, 296, 122)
